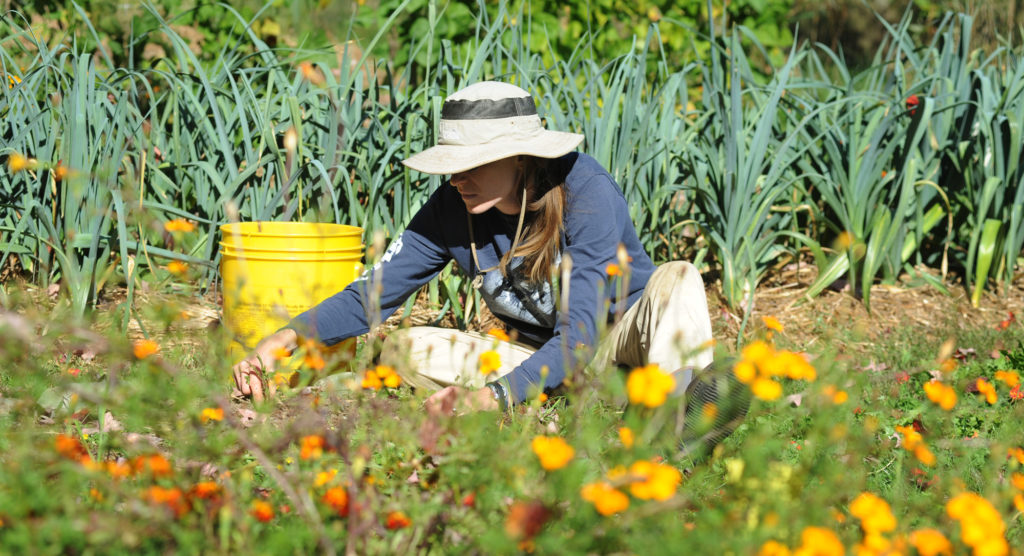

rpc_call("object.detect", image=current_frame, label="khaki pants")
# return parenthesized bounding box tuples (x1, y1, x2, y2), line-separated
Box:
(380, 261, 714, 394)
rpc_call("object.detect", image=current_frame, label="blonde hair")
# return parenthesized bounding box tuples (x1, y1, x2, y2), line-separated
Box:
(500, 157, 566, 284)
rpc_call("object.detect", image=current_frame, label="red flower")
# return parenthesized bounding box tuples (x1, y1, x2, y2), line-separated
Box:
(1010, 385, 1023, 401)
(462, 492, 476, 508)
(906, 94, 920, 115)
(997, 311, 1016, 330)
(385, 510, 411, 530)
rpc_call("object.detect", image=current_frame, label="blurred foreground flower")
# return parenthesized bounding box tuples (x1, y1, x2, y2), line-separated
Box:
(618, 427, 634, 449)
(531, 436, 575, 471)
(908, 528, 951, 556)
(251, 500, 274, 523)
(580, 482, 629, 516)
(975, 378, 997, 405)
(55, 433, 91, 463)
(133, 339, 160, 360)
(994, 370, 1019, 388)
(757, 540, 791, 556)
(626, 363, 675, 408)
(7, 152, 31, 173)
(200, 407, 224, 423)
(479, 350, 501, 375)
(314, 469, 337, 487)
(762, 315, 783, 332)
(134, 454, 173, 477)
(166, 261, 188, 276)
(945, 492, 1007, 555)
(626, 460, 681, 501)
(146, 486, 190, 518)
(322, 486, 349, 517)
(850, 492, 895, 534)
(164, 218, 196, 233)
(362, 365, 401, 390)
(300, 435, 325, 460)
(487, 328, 510, 342)
(923, 380, 957, 410)
(796, 526, 844, 556)
(385, 511, 411, 530)
(895, 425, 936, 466)
(733, 340, 816, 401)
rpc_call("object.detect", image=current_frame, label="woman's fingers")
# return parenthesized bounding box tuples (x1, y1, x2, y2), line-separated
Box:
(248, 370, 264, 402)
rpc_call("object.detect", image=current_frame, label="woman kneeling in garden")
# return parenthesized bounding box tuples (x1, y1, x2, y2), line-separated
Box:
(233, 81, 736, 440)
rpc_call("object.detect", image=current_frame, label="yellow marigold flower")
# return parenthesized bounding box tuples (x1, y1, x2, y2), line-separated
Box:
(627, 459, 682, 501)
(849, 492, 896, 534)
(946, 492, 1007, 551)
(855, 532, 892, 555)
(618, 427, 634, 449)
(374, 364, 400, 388)
(531, 436, 575, 471)
(166, 261, 188, 275)
(200, 407, 224, 423)
(795, 526, 844, 556)
(361, 370, 382, 390)
(976, 378, 997, 405)
(994, 370, 1020, 388)
(164, 218, 196, 233)
(835, 230, 855, 251)
(7, 73, 21, 88)
(626, 363, 676, 408)
(923, 380, 957, 410)
(580, 481, 629, 516)
(133, 339, 160, 360)
(605, 263, 621, 276)
(7, 152, 30, 172)
(778, 351, 817, 381)
(487, 328, 510, 342)
(938, 358, 957, 373)
(909, 529, 952, 556)
(314, 469, 337, 487)
(757, 540, 791, 556)
(751, 377, 782, 401)
(272, 347, 291, 360)
(1015, 494, 1024, 514)
(299, 435, 325, 460)
(762, 316, 784, 332)
(742, 340, 775, 366)
(734, 360, 757, 384)
(1011, 472, 1024, 491)
(479, 350, 502, 375)
(823, 385, 848, 404)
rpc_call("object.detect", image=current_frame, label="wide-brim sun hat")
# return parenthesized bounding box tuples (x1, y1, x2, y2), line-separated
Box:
(401, 81, 585, 175)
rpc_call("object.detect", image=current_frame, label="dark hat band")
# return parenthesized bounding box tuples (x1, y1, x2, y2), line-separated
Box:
(441, 96, 537, 120)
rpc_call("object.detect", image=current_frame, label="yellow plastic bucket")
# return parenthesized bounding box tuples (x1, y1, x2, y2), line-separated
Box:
(219, 222, 365, 364)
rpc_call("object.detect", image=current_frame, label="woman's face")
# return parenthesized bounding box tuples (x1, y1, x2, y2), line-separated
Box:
(450, 157, 521, 215)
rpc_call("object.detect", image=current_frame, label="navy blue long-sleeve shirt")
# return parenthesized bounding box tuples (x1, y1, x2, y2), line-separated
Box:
(290, 152, 655, 402)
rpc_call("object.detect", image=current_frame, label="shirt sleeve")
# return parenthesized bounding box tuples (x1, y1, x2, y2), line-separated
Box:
(288, 189, 452, 345)
(496, 174, 626, 403)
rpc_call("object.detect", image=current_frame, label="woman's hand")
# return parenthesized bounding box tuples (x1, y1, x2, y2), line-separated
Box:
(231, 328, 298, 402)
(425, 385, 499, 416)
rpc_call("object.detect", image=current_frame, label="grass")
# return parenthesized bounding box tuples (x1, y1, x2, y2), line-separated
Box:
(0, 280, 1022, 554)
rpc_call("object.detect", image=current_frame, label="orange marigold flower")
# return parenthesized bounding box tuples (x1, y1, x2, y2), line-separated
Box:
(605, 263, 621, 276)
(385, 510, 411, 530)
(581, 481, 630, 516)
(303, 351, 325, 371)
(994, 370, 1020, 389)
(145, 486, 190, 518)
(487, 328, 510, 342)
(298, 61, 324, 85)
(1015, 494, 1024, 514)
(823, 385, 848, 404)
(164, 218, 196, 233)
(531, 436, 575, 471)
(849, 492, 896, 534)
(618, 427, 634, 449)
(53, 162, 70, 182)
(627, 459, 682, 501)
(976, 378, 997, 405)
(946, 492, 1007, 553)
(134, 453, 173, 477)
(67, 367, 81, 377)
(762, 316, 784, 332)
(299, 435, 325, 460)
(55, 433, 90, 463)
(271, 347, 291, 360)
(361, 370, 383, 390)
(751, 377, 782, 401)
(314, 469, 337, 487)
(923, 380, 957, 410)
(626, 363, 676, 408)
(132, 339, 160, 360)
(1011, 472, 1024, 491)
(374, 365, 401, 388)
(1010, 447, 1024, 464)
(795, 526, 844, 556)
(757, 540, 791, 556)
(200, 407, 224, 423)
(479, 350, 502, 375)
(322, 486, 349, 517)
(106, 460, 133, 480)
(908, 528, 952, 556)
(166, 261, 188, 275)
(191, 481, 220, 500)
(251, 499, 274, 523)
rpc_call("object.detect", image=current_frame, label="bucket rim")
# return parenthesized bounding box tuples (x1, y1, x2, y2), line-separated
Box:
(219, 221, 363, 238)
(218, 242, 364, 253)
(220, 252, 364, 262)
